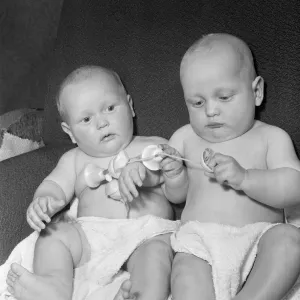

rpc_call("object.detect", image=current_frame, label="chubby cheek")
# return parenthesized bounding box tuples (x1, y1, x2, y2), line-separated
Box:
(117, 115, 134, 133)
(189, 111, 205, 130)
(234, 104, 255, 126)
(75, 127, 97, 142)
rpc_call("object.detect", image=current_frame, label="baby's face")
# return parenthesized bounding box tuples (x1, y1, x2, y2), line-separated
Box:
(60, 74, 134, 157)
(181, 49, 260, 143)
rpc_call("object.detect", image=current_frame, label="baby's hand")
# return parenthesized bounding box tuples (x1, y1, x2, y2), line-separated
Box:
(118, 162, 147, 202)
(159, 144, 184, 178)
(26, 196, 64, 232)
(205, 153, 246, 190)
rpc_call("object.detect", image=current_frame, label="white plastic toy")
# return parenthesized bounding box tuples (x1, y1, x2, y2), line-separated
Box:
(107, 150, 130, 178)
(84, 145, 215, 189)
(83, 145, 215, 217)
(140, 145, 163, 170)
(105, 179, 122, 201)
(138, 144, 215, 173)
(201, 148, 215, 172)
(84, 164, 107, 188)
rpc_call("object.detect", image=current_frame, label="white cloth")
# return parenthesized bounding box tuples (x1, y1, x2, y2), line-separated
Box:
(0, 215, 179, 300)
(0, 231, 38, 298)
(0, 132, 44, 162)
(73, 215, 179, 299)
(171, 221, 300, 300)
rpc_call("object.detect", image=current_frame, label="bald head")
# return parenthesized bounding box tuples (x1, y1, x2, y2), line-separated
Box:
(180, 33, 256, 81)
(56, 65, 126, 122)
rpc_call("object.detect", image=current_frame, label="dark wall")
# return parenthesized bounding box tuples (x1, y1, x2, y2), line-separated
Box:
(44, 0, 300, 154)
(0, 0, 63, 115)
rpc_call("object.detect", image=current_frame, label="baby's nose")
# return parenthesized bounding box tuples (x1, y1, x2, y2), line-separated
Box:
(205, 100, 220, 116)
(97, 118, 109, 129)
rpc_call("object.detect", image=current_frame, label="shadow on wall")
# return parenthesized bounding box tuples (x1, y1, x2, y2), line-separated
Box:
(0, 0, 64, 115)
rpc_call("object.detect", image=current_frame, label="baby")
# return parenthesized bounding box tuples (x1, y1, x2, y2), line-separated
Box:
(119, 33, 300, 300)
(6, 66, 178, 300)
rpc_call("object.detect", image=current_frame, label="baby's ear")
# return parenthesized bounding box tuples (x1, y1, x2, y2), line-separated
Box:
(61, 122, 77, 144)
(252, 76, 264, 107)
(127, 94, 135, 117)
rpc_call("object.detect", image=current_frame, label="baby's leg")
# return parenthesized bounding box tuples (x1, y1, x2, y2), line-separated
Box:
(114, 280, 135, 300)
(234, 224, 300, 300)
(6, 222, 82, 300)
(171, 252, 215, 300)
(116, 233, 173, 300)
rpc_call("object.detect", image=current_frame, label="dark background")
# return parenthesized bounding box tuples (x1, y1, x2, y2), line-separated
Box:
(2, 0, 300, 151)
(0, 0, 63, 114)
(45, 0, 300, 152)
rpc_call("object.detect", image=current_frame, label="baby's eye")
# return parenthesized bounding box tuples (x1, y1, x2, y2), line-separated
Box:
(194, 100, 205, 107)
(106, 105, 115, 112)
(219, 95, 232, 101)
(82, 116, 91, 123)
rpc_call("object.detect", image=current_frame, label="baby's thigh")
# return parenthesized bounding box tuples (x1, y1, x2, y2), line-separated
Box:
(126, 233, 173, 272)
(34, 221, 83, 275)
(171, 253, 214, 299)
(258, 223, 300, 258)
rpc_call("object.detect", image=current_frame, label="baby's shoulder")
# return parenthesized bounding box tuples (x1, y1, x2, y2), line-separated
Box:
(254, 120, 290, 140)
(46, 148, 79, 179)
(59, 147, 95, 168)
(58, 147, 78, 164)
(171, 124, 193, 139)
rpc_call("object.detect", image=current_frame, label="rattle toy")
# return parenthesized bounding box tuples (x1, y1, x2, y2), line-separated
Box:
(202, 148, 215, 172)
(137, 145, 215, 173)
(83, 145, 215, 216)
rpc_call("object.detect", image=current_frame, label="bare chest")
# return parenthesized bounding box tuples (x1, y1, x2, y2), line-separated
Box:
(184, 133, 268, 171)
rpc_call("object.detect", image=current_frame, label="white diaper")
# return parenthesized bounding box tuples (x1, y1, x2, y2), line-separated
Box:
(0, 215, 179, 300)
(171, 221, 279, 300)
(73, 215, 179, 299)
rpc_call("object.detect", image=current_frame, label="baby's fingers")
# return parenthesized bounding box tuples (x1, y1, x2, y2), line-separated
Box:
(27, 218, 43, 232)
(126, 177, 140, 200)
(125, 171, 142, 200)
(27, 210, 45, 232)
(34, 201, 51, 223)
(204, 171, 216, 178)
(159, 144, 178, 156)
(160, 156, 179, 170)
(131, 169, 144, 187)
(119, 177, 135, 202)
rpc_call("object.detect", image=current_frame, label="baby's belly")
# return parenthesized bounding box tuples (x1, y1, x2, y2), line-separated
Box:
(129, 189, 174, 220)
(77, 186, 174, 220)
(182, 183, 284, 226)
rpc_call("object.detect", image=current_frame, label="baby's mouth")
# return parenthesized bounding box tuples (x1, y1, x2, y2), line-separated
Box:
(206, 122, 224, 129)
(101, 134, 115, 142)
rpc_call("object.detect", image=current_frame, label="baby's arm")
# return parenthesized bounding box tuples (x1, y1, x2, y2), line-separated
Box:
(241, 126, 300, 208)
(119, 137, 168, 201)
(27, 149, 77, 231)
(161, 128, 188, 204)
(119, 161, 164, 202)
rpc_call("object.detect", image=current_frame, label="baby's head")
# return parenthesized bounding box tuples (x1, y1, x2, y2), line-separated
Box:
(180, 33, 264, 143)
(56, 65, 135, 157)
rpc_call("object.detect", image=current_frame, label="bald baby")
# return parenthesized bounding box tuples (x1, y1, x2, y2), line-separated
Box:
(56, 66, 126, 123)
(180, 33, 256, 82)
(155, 33, 300, 300)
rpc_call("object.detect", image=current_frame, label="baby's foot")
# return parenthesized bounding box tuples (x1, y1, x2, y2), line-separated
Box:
(6, 263, 70, 300)
(114, 279, 136, 300)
